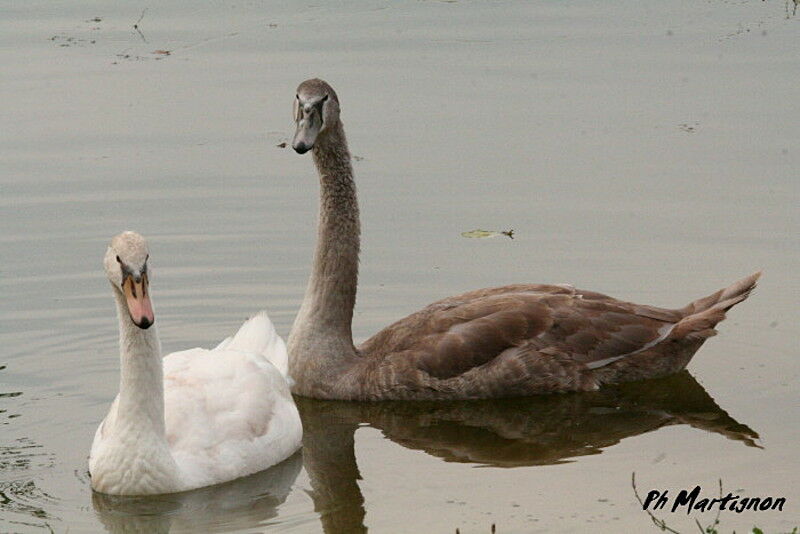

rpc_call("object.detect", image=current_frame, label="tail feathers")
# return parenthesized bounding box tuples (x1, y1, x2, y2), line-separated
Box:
(672, 271, 761, 340)
(681, 271, 761, 316)
(214, 310, 289, 378)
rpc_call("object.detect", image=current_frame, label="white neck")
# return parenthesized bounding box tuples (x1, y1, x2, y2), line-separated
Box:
(288, 121, 361, 395)
(90, 287, 181, 494)
(112, 286, 167, 437)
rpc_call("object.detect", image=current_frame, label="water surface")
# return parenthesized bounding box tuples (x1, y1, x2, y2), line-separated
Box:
(1, 1, 798, 532)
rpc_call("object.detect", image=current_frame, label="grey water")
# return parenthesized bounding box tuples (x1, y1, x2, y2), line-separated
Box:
(1, 0, 798, 532)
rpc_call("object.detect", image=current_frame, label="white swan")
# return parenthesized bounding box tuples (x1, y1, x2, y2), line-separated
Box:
(89, 231, 302, 495)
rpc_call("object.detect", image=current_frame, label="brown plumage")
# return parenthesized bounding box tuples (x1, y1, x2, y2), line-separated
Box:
(286, 78, 760, 401)
(347, 276, 759, 400)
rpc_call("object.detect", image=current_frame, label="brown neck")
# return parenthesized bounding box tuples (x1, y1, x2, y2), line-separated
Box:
(288, 121, 361, 393)
(308, 121, 360, 334)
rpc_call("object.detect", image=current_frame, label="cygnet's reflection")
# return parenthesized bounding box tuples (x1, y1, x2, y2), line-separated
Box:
(91, 451, 302, 533)
(297, 372, 758, 533)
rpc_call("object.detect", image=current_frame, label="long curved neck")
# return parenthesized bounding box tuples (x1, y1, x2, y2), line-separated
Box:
(306, 121, 360, 334)
(91, 287, 180, 495)
(113, 287, 166, 439)
(289, 120, 361, 394)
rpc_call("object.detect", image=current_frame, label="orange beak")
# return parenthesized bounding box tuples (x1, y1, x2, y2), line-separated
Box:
(123, 273, 154, 329)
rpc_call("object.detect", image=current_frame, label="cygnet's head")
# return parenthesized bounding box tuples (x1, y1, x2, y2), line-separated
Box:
(104, 231, 154, 329)
(292, 78, 341, 154)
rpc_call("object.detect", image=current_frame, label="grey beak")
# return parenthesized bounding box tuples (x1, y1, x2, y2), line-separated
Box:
(292, 115, 321, 154)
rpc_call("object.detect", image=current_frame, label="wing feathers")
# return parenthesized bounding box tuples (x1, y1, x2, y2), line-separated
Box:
(365, 285, 677, 383)
(416, 299, 552, 379)
(215, 310, 289, 378)
(354, 275, 757, 398)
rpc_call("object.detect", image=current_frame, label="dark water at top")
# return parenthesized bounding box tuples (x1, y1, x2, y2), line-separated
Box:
(1, 0, 798, 532)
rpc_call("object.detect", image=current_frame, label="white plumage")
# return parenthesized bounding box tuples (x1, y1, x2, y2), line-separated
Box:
(89, 232, 302, 495)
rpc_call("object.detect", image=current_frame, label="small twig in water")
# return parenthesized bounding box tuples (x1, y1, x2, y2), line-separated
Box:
(694, 518, 705, 533)
(133, 8, 148, 42)
(710, 479, 723, 532)
(631, 472, 681, 534)
(134, 8, 146, 27)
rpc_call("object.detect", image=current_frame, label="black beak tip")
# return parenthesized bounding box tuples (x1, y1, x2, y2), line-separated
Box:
(293, 143, 311, 154)
(135, 317, 153, 330)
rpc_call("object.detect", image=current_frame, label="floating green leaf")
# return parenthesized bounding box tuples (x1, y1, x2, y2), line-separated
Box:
(461, 229, 514, 240)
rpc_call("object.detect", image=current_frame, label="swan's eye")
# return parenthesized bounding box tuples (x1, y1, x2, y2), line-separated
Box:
(116, 255, 121, 264)
(313, 95, 328, 120)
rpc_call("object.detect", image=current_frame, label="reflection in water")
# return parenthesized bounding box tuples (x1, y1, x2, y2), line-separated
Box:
(0, 478, 58, 527)
(0, 435, 57, 530)
(300, 402, 368, 534)
(297, 372, 758, 533)
(91, 452, 302, 533)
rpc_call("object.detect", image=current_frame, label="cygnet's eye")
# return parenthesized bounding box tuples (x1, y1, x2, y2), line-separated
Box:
(116, 255, 121, 264)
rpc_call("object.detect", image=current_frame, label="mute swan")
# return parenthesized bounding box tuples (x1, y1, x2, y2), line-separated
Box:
(286, 78, 759, 401)
(89, 231, 302, 495)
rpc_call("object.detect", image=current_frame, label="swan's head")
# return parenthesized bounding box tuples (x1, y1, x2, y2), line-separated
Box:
(104, 231, 154, 330)
(292, 78, 340, 154)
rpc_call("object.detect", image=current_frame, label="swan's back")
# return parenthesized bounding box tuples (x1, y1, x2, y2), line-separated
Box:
(339, 274, 760, 400)
(163, 345, 300, 489)
(215, 310, 289, 377)
(162, 312, 299, 489)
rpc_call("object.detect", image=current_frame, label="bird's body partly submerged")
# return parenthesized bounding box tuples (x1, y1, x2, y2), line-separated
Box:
(90, 233, 302, 495)
(286, 78, 759, 401)
(312, 277, 759, 400)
